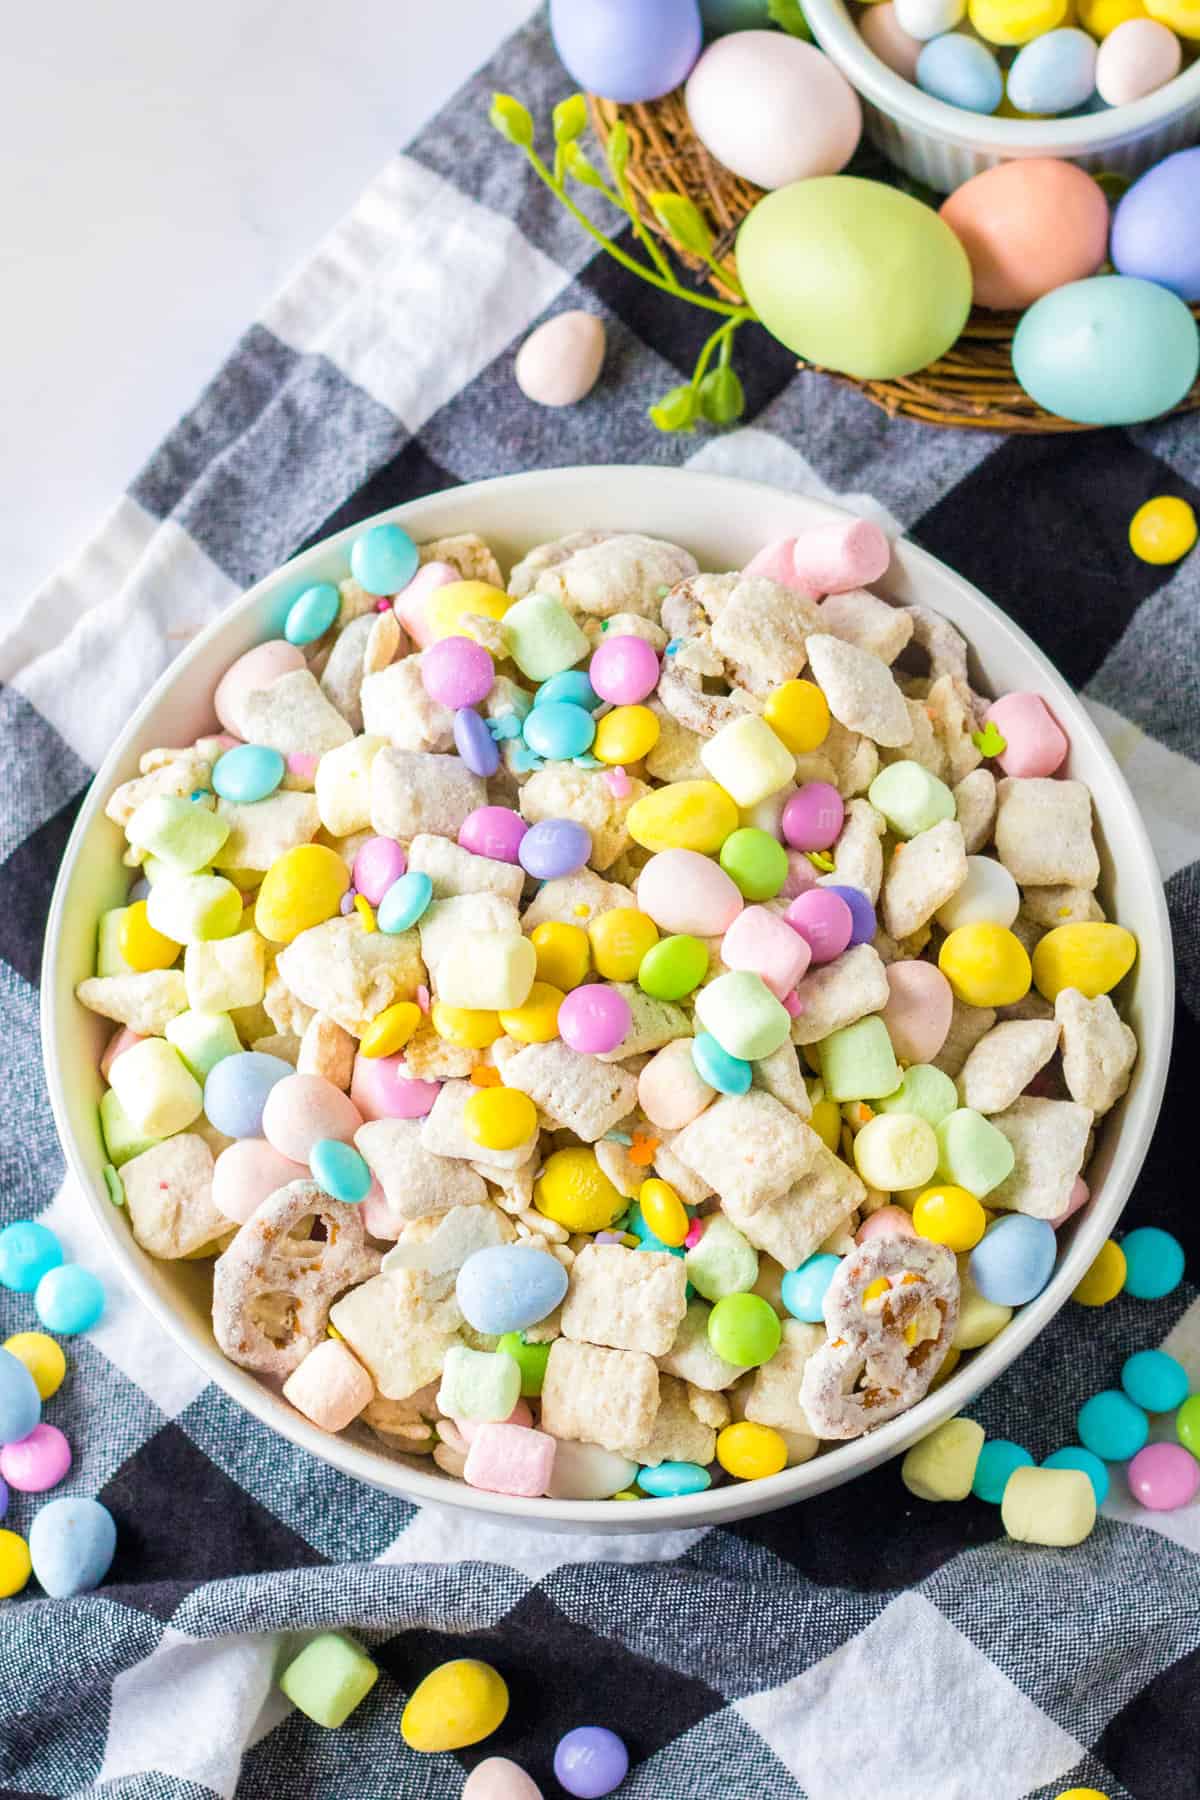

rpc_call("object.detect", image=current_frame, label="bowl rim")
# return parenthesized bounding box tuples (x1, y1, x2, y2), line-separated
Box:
(41, 464, 1174, 1531)
(804, 0, 1200, 158)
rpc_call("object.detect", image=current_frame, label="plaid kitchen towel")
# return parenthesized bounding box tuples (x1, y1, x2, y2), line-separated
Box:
(2, 9, 1199, 1798)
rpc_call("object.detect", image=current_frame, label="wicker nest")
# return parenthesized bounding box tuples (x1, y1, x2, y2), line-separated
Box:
(588, 90, 1200, 433)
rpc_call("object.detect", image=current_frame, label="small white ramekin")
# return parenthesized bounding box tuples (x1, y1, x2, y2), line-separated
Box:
(804, 0, 1200, 191)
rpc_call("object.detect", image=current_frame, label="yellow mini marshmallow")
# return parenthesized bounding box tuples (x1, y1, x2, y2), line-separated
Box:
(699, 714, 796, 808)
(852, 1113, 939, 1192)
(626, 780, 740, 854)
(901, 1416, 985, 1501)
(108, 1037, 204, 1137)
(184, 932, 266, 1014)
(763, 678, 831, 754)
(146, 873, 243, 946)
(938, 922, 1032, 1008)
(498, 981, 564, 1043)
(255, 845, 350, 945)
(593, 705, 660, 766)
(428, 581, 511, 641)
(1031, 922, 1137, 1002)
(431, 1003, 504, 1049)
(360, 1001, 422, 1058)
(1001, 1465, 1096, 1545)
(117, 901, 180, 973)
(589, 908, 659, 983)
(434, 932, 537, 1012)
(314, 735, 386, 838)
(530, 921, 591, 990)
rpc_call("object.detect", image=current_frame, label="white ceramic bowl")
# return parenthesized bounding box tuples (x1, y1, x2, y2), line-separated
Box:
(804, 0, 1200, 191)
(43, 466, 1173, 1534)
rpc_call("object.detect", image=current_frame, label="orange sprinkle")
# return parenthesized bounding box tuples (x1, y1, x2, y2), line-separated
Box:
(470, 1065, 502, 1087)
(629, 1131, 659, 1167)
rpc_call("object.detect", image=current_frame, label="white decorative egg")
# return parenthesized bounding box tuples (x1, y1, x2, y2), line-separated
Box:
(514, 311, 606, 407)
(684, 31, 861, 190)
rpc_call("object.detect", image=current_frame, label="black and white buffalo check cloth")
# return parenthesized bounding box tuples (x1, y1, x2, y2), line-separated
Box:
(2, 10, 1199, 1798)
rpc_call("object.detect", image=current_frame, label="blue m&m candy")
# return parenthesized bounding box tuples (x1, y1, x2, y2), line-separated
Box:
(536, 670, 602, 712)
(309, 1140, 371, 1205)
(377, 871, 434, 934)
(522, 701, 596, 762)
(284, 582, 340, 646)
(636, 1461, 712, 1498)
(0, 1222, 64, 1293)
(350, 523, 418, 597)
(781, 1254, 841, 1323)
(34, 1266, 105, 1336)
(691, 1031, 752, 1095)
(1121, 1348, 1189, 1413)
(211, 744, 285, 804)
(1043, 1446, 1110, 1505)
(1120, 1227, 1184, 1300)
(972, 1439, 1033, 1503)
(1077, 1389, 1149, 1461)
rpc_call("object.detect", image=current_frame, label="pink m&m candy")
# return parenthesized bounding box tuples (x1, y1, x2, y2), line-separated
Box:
(1127, 1442, 1200, 1511)
(1, 1423, 71, 1492)
(350, 1054, 440, 1121)
(784, 888, 853, 964)
(213, 1139, 308, 1224)
(558, 985, 632, 1055)
(881, 960, 954, 1064)
(589, 634, 660, 705)
(459, 806, 528, 864)
(782, 782, 844, 852)
(353, 836, 407, 905)
(392, 560, 458, 649)
(261, 1074, 363, 1164)
(856, 1206, 917, 1245)
(421, 636, 494, 709)
(984, 693, 1068, 778)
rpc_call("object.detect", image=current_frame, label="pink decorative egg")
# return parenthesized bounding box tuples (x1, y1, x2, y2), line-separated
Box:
(636, 848, 743, 936)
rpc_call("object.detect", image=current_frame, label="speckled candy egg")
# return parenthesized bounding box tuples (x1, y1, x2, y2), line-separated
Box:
(213, 640, 306, 736)
(685, 33, 862, 189)
(550, 0, 702, 102)
(1007, 28, 1098, 114)
(260, 1073, 364, 1163)
(462, 1760, 544, 1800)
(636, 848, 743, 936)
(1111, 147, 1200, 303)
(1013, 275, 1200, 424)
(516, 312, 606, 407)
(939, 160, 1109, 310)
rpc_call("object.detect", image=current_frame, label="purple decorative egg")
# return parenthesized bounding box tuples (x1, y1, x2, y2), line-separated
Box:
(550, 0, 702, 102)
(1111, 148, 1200, 304)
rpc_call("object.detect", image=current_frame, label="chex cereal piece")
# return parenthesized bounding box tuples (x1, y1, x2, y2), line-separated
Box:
(931, 997, 997, 1078)
(213, 792, 320, 873)
(360, 657, 455, 752)
(789, 944, 890, 1046)
(751, 1042, 812, 1119)
(994, 778, 1100, 890)
(275, 917, 423, 1036)
(406, 833, 525, 906)
(370, 746, 486, 841)
(357, 1119, 488, 1225)
(668, 1091, 816, 1214)
(881, 818, 967, 941)
(314, 736, 386, 838)
(419, 531, 503, 587)
(421, 1080, 540, 1168)
(925, 676, 983, 785)
(740, 1318, 824, 1442)
(250, 1032, 299, 1065)
(297, 1012, 356, 1090)
(334, 576, 376, 629)
(472, 1159, 537, 1217)
(658, 1298, 747, 1390)
(499, 1041, 637, 1143)
(283, 1339, 374, 1433)
(213, 1179, 380, 1377)
(184, 933, 266, 1014)
(987, 1096, 1094, 1219)
(1021, 886, 1105, 928)
(520, 868, 635, 931)
(240, 669, 354, 757)
(399, 1027, 475, 1083)
(883, 695, 946, 783)
(104, 747, 213, 829)
(561, 1243, 688, 1356)
(591, 1134, 640, 1200)
(519, 765, 648, 872)
(364, 606, 402, 674)
(263, 968, 314, 1036)
(419, 894, 521, 979)
(329, 1269, 462, 1400)
(708, 574, 818, 692)
(76, 971, 188, 1035)
(721, 1134, 865, 1268)
(652, 1135, 714, 1205)
(540, 1338, 660, 1453)
(120, 1134, 226, 1259)
(822, 798, 886, 903)
(805, 635, 911, 749)
(595, 985, 690, 1062)
(508, 529, 614, 598)
(625, 1374, 721, 1468)
(1056, 988, 1137, 1117)
(361, 1383, 439, 1453)
(958, 1019, 1060, 1114)
(952, 768, 997, 855)
(818, 588, 913, 665)
(318, 614, 374, 732)
(525, 533, 697, 622)
(382, 1204, 514, 1287)
(645, 703, 708, 783)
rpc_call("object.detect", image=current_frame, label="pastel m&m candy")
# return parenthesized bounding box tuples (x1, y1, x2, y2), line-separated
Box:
(284, 582, 340, 645)
(0, 1221, 64, 1293)
(558, 984, 632, 1054)
(0, 1422, 71, 1492)
(589, 633, 660, 704)
(350, 522, 418, 596)
(35, 1265, 105, 1335)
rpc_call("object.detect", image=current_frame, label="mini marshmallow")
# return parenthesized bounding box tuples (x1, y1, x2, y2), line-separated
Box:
(184, 933, 266, 1014)
(146, 874, 242, 947)
(744, 520, 890, 597)
(274, 917, 423, 1036)
(561, 1244, 688, 1356)
(165, 1009, 242, 1080)
(790, 944, 890, 1047)
(433, 931, 535, 1011)
(419, 895, 522, 979)
(637, 1038, 717, 1130)
(361, 657, 455, 752)
(700, 715, 795, 808)
(695, 970, 792, 1062)
(539, 1338, 659, 1453)
(463, 1421, 556, 1497)
(901, 1417, 984, 1502)
(658, 1298, 748, 1390)
(721, 906, 812, 1001)
(240, 669, 355, 757)
(882, 819, 967, 942)
(821, 799, 886, 903)
(329, 1269, 462, 1400)
(502, 592, 591, 680)
(420, 1081, 540, 1169)
(357, 1118, 489, 1224)
(627, 1374, 721, 1468)
(498, 1040, 637, 1143)
(127, 793, 230, 871)
(818, 588, 913, 665)
(283, 1339, 374, 1433)
(669, 1091, 817, 1214)
(1056, 988, 1137, 1118)
(868, 761, 956, 840)
(958, 1019, 1060, 1114)
(685, 1215, 759, 1301)
(406, 833, 524, 906)
(315, 736, 388, 838)
(952, 768, 997, 855)
(805, 635, 911, 749)
(986, 693, 1068, 779)
(994, 779, 1099, 890)
(519, 765, 648, 872)
(437, 1345, 522, 1422)
(76, 970, 188, 1035)
(370, 746, 486, 841)
(121, 1133, 226, 1258)
(935, 1108, 1016, 1197)
(213, 792, 320, 873)
(819, 1014, 901, 1103)
(109, 1037, 203, 1137)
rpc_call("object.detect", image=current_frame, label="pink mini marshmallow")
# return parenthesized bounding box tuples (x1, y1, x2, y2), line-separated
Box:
(101, 1026, 144, 1081)
(464, 1421, 557, 1497)
(1048, 1174, 1090, 1230)
(282, 1338, 374, 1433)
(720, 905, 812, 1001)
(743, 519, 890, 598)
(392, 560, 459, 649)
(984, 693, 1069, 778)
(454, 1401, 534, 1444)
(856, 1206, 917, 1245)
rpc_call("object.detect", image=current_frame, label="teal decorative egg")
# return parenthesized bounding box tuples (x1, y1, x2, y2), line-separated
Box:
(1013, 276, 1200, 425)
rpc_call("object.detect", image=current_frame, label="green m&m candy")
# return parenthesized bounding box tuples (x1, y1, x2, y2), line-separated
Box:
(708, 1292, 781, 1367)
(638, 933, 709, 1002)
(718, 827, 789, 901)
(496, 1331, 551, 1397)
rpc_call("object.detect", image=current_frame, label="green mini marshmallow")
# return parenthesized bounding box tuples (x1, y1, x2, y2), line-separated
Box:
(97, 908, 135, 978)
(685, 1214, 759, 1301)
(874, 1063, 959, 1127)
(436, 1345, 522, 1422)
(819, 1016, 902, 1103)
(501, 592, 591, 682)
(99, 1088, 162, 1167)
(694, 971, 791, 1062)
(867, 760, 956, 840)
(279, 1632, 379, 1728)
(146, 873, 242, 945)
(936, 1108, 1016, 1197)
(165, 1009, 242, 1081)
(127, 793, 230, 872)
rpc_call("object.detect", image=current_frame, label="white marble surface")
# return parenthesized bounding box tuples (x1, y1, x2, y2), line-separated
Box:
(3, 0, 537, 606)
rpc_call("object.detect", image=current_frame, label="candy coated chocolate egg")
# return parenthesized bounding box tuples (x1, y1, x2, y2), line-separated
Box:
(737, 178, 972, 379)
(1007, 28, 1097, 113)
(261, 1073, 363, 1164)
(213, 640, 305, 736)
(1111, 147, 1200, 303)
(940, 159, 1109, 311)
(1013, 275, 1200, 424)
(860, 1, 924, 73)
(462, 1759, 544, 1800)
(550, 0, 702, 102)
(1095, 16, 1181, 101)
(212, 1139, 308, 1224)
(685, 34, 861, 189)
(916, 34, 1004, 111)
(515, 312, 606, 407)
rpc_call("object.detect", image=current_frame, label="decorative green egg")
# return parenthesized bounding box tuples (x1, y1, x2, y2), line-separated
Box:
(736, 176, 973, 379)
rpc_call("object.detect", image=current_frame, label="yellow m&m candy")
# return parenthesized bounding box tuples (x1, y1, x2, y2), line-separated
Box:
(463, 1087, 538, 1152)
(0, 1530, 32, 1598)
(938, 922, 1031, 1008)
(117, 900, 180, 972)
(529, 921, 590, 990)
(359, 1001, 421, 1058)
(1072, 1238, 1127, 1306)
(255, 845, 350, 944)
(763, 678, 830, 753)
(427, 581, 510, 642)
(593, 704, 660, 766)
(1031, 922, 1137, 1001)
(1129, 496, 1198, 564)
(431, 1003, 503, 1049)
(535, 1147, 624, 1233)
(913, 1185, 987, 1252)
(499, 981, 563, 1043)
(3, 1332, 67, 1399)
(589, 908, 659, 982)
(638, 1177, 689, 1247)
(716, 1421, 789, 1480)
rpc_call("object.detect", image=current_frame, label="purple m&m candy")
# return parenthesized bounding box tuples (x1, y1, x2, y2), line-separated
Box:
(454, 708, 500, 777)
(558, 984, 632, 1055)
(459, 805, 528, 864)
(554, 1726, 629, 1798)
(421, 636, 494, 708)
(352, 836, 406, 906)
(589, 633, 660, 705)
(824, 883, 876, 946)
(782, 782, 844, 852)
(784, 888, 853, 964)
(518, 817, 592, 880)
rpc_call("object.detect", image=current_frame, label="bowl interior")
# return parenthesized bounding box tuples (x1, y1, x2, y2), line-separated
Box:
(43, 466, 1173, 1533)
